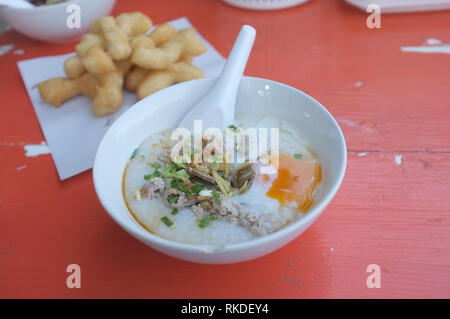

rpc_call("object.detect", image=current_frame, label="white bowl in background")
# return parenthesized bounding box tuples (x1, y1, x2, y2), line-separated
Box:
(93, 77, 347, 264)
(222, 0, 310, 11)
(0, 0, 116, 43)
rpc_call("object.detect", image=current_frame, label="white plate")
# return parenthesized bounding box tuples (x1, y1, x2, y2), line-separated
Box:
(344, 0, 450, 13)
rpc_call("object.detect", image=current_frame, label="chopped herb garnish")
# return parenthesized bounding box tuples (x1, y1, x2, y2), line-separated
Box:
(161, 216, 173, 227)
(167, 194, 179, 204)
(191, 181, 204, 194)
(190, 147, 195, 157)
(210, 162, 219, 170)
(294, 153, 304, 159)
(179, 183, 191, 196)
(175, 161, 186, 169)
(130, 148, 138, 159)
(177, 169, 190, 179)
(144, 170, 161, 181)
(228, 124, 239, 132)
(212, 189, 221, 203)
(170, 178, 182, 188)
(170, 178, 191, 196)
(171, 208, 179, 215)
(150, 162, 161, 169)
(162, 166, 190, 182)
(166, 164, 177, 173)
(198, 216, 217, 228)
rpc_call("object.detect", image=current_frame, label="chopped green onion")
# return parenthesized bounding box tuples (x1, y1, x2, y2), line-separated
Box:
(166, 164, 177, 173)
(175, 161, 186, 169)
(180, 184, 191, 196)
(198, 216, 217, 228)
(150, 162, 161, 169)
(162, 166, 190, 182)
(170, 178, 191, 196)
(228, 124, 239, 132)
(294, 153, 304, 159)
(212, 189, 221, 203)
(171, 208, 179, 215)
(176, 169, 190, 179)
(161, 216, 173, 227)
(144, 170, 161, 181)
(191, 181, 204, 194)
(210, 162, 219, 170)
(130, 148, 138, 159)
(170, 178, 182, 188)
(177, 183, 191, 196)
(167, 194, 179, 204)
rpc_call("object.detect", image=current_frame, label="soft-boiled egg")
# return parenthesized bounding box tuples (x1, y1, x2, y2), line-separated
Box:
(266, 154, 321, 212)
(235, 153, 321, 215)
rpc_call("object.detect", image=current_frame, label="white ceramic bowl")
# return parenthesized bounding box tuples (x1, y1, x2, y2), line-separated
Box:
(222, 0, 309, 11)
(93, 77, 347, 264)
(0, 0, 116, 43)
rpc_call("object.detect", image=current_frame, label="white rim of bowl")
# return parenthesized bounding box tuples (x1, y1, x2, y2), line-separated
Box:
(3, 0, 109, 11)
(93, 76, 347, 254)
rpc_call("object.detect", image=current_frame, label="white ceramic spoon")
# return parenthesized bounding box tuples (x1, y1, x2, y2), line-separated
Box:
(0, 0, 34, 8)
(178, 25, 256, 132)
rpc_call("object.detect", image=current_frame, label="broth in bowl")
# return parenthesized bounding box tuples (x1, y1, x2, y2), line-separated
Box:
(123, 112, 321, 245)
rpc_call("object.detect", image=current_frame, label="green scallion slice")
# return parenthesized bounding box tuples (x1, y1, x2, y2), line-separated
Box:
(198, 216, 217, 228)
(161, 216, 173, 227)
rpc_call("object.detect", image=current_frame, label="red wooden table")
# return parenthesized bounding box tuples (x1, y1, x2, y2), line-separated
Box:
(1, 0, 450, 299)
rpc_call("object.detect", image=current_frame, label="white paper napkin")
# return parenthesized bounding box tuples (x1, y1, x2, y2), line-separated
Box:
(18, 17, 225, 180)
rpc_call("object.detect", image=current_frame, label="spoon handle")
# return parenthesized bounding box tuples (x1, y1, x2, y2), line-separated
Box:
(213, 25, 256, 106)
(177, 25, 256, 131)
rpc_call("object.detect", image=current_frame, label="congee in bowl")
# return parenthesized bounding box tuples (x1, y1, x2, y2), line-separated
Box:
(123, 113, 322, 245)
(93, 76, 346, 263)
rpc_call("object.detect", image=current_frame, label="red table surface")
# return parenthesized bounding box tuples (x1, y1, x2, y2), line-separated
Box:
(1, 0, 450, 299)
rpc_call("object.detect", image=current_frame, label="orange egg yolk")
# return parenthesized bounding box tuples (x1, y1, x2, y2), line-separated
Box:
(266, 154, 322, 213)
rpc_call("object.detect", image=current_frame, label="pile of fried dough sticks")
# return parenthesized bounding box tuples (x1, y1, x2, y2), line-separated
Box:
(38, 12, 207, 116)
